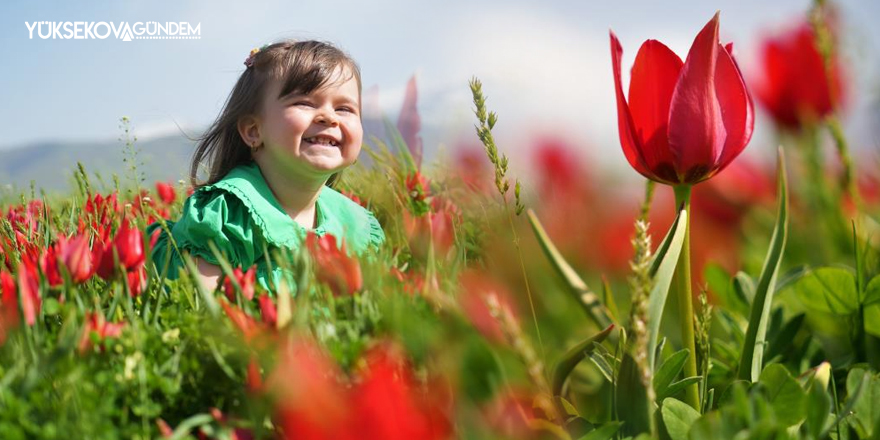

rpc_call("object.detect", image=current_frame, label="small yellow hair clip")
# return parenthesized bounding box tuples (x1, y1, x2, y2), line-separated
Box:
(244, 44, 269, 68)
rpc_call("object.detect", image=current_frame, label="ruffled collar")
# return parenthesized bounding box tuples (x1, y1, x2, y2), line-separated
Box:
(199, 161, 329, 248)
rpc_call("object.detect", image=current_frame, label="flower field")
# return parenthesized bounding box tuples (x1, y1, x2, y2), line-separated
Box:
(2, 5, 880, 440)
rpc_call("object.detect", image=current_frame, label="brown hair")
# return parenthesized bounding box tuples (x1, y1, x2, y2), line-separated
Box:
(190, 40, 362, 190)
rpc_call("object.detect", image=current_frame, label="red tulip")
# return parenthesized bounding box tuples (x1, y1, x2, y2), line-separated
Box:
(397, 75, 423, 168)
(17, 256, 41, 326)
(403, 197, 458, 262)
(610, 13, 754, 185)
(405, 172, 431, 204)
(39, 244, 64, 287)
(258, 294, 277, 327)
(78, 312, 125, 353)
(755, 20, 846, 130)
(96, 218, 145, 279)
(305, 232, 363, 297)
(1, 271, 19, 344)
(155, 182, 177, 205)
(270, 337, 350, 440)
(350, 344, 452, 440)
(224, 266, 257, 302)
(458, 270, 518, 345)
(57, 234, 95, 283)
(220, 299, 265, 343)
(126, 266, 147, 297)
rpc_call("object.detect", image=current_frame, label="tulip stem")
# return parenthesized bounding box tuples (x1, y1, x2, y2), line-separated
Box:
(673, 185, 700, 411)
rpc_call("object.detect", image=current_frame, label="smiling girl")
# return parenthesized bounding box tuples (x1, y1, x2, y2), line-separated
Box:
(146, 40, 385, 293)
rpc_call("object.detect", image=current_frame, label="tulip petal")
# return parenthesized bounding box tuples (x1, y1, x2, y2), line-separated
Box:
(609, 30, 653, 179)
(668, 13, 726, 183)
(713, 44, 755, 173)
(628, 39, 683, 183)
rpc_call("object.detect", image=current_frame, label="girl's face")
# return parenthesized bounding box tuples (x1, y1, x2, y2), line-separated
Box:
(257, 66, 362, 180)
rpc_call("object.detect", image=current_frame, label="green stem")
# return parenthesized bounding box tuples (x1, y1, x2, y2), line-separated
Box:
(673, 185, 700, 411)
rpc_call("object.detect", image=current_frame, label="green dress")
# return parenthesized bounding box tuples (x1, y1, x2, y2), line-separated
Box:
(146, 161, 385, 293)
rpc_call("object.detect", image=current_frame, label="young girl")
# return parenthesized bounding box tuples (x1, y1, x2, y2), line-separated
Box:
(147, 40, 385, 293)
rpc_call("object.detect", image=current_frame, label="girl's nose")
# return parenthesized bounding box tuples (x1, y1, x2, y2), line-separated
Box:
(314, 110, 339, 127)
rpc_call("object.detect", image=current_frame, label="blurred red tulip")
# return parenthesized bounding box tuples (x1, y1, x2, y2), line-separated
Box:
(126, 266, 147, 297)
(305, 232, 363, 296)
(155, 182, 177, 205)
(17, 256, 41, 326)
(219, 299, 265, 343)
(397, 75, 423, 168)
(534, 137, 593, 199)
(339, 189, 366, 207)
(453, 144, 493, 194)
(6, 200, 45, 235)
(391, 266, 426, 296)
(482, 389, 537, 439)
(270, 337, 350, 440)
(458, 270, 518, 344)
(403, 197, 458, 262)
(1, 271, 19, 344)
(84, 192, 119, 232)
(246, 357, 263, 393)
(258, 294, 277, 327)
(610, 13, 754, 185)
(406, 172, 431, 204)
(755, 20, 846, 130)
(78, 311, 125, 353)
(96, 218, 145, 279)
(350, 344, 453, 440)
(39, 244, 64, 287)
(57, 234, 95, 283)
(224, 266, 257, 302)
(691, 158, 774, 226)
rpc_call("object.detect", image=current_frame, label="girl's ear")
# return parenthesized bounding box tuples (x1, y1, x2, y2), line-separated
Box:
(237, 115, 262, 148)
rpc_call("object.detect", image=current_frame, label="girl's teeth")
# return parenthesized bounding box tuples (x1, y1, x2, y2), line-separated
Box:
(305, 137, 338, 146)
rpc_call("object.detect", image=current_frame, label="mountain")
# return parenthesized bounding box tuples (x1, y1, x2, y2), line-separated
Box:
(0, 117, 452, 196)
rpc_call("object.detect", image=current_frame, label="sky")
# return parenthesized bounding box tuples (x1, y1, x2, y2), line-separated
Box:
(1, 0, 878, 178)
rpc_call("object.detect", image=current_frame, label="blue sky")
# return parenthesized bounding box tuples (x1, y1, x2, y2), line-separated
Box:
(1, 0, 878, 174)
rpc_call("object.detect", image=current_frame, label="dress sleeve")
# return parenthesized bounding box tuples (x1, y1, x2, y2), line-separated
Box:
(171, 189, 262, 269)
(366, 210, 386, 251)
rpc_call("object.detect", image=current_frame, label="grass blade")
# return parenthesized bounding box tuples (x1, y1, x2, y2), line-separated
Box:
(737, 147, 789, 382)
(527, 209, 614, 329)
(647, 208, 688, 371)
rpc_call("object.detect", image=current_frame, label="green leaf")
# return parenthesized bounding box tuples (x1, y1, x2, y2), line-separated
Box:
(657, 377, 702, 402)
(616, 352, 652, 437)
(527, 209, 614, 329)
(804, 380, 831, 440)
(846, 368, 880, 438)
(653, 349, 689, 400)
(864, 304, 880, 337)
(764, 313, 805, 368)
(863, 275, 880, 307)
(737, 147, 789, 382)
(794, 267, 859, 315)
(647, 208, 688, 371)
(661, 398, 701, 440)
(758, 364, 806, 426)
(551, 325, 615, 398)
(704, 264, 747, 316)
(577, 421, 623, 440)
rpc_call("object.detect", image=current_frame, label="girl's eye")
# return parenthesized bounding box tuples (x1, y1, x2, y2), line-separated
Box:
(336, 106, 355, 113)
(293, 101, 314, 107)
